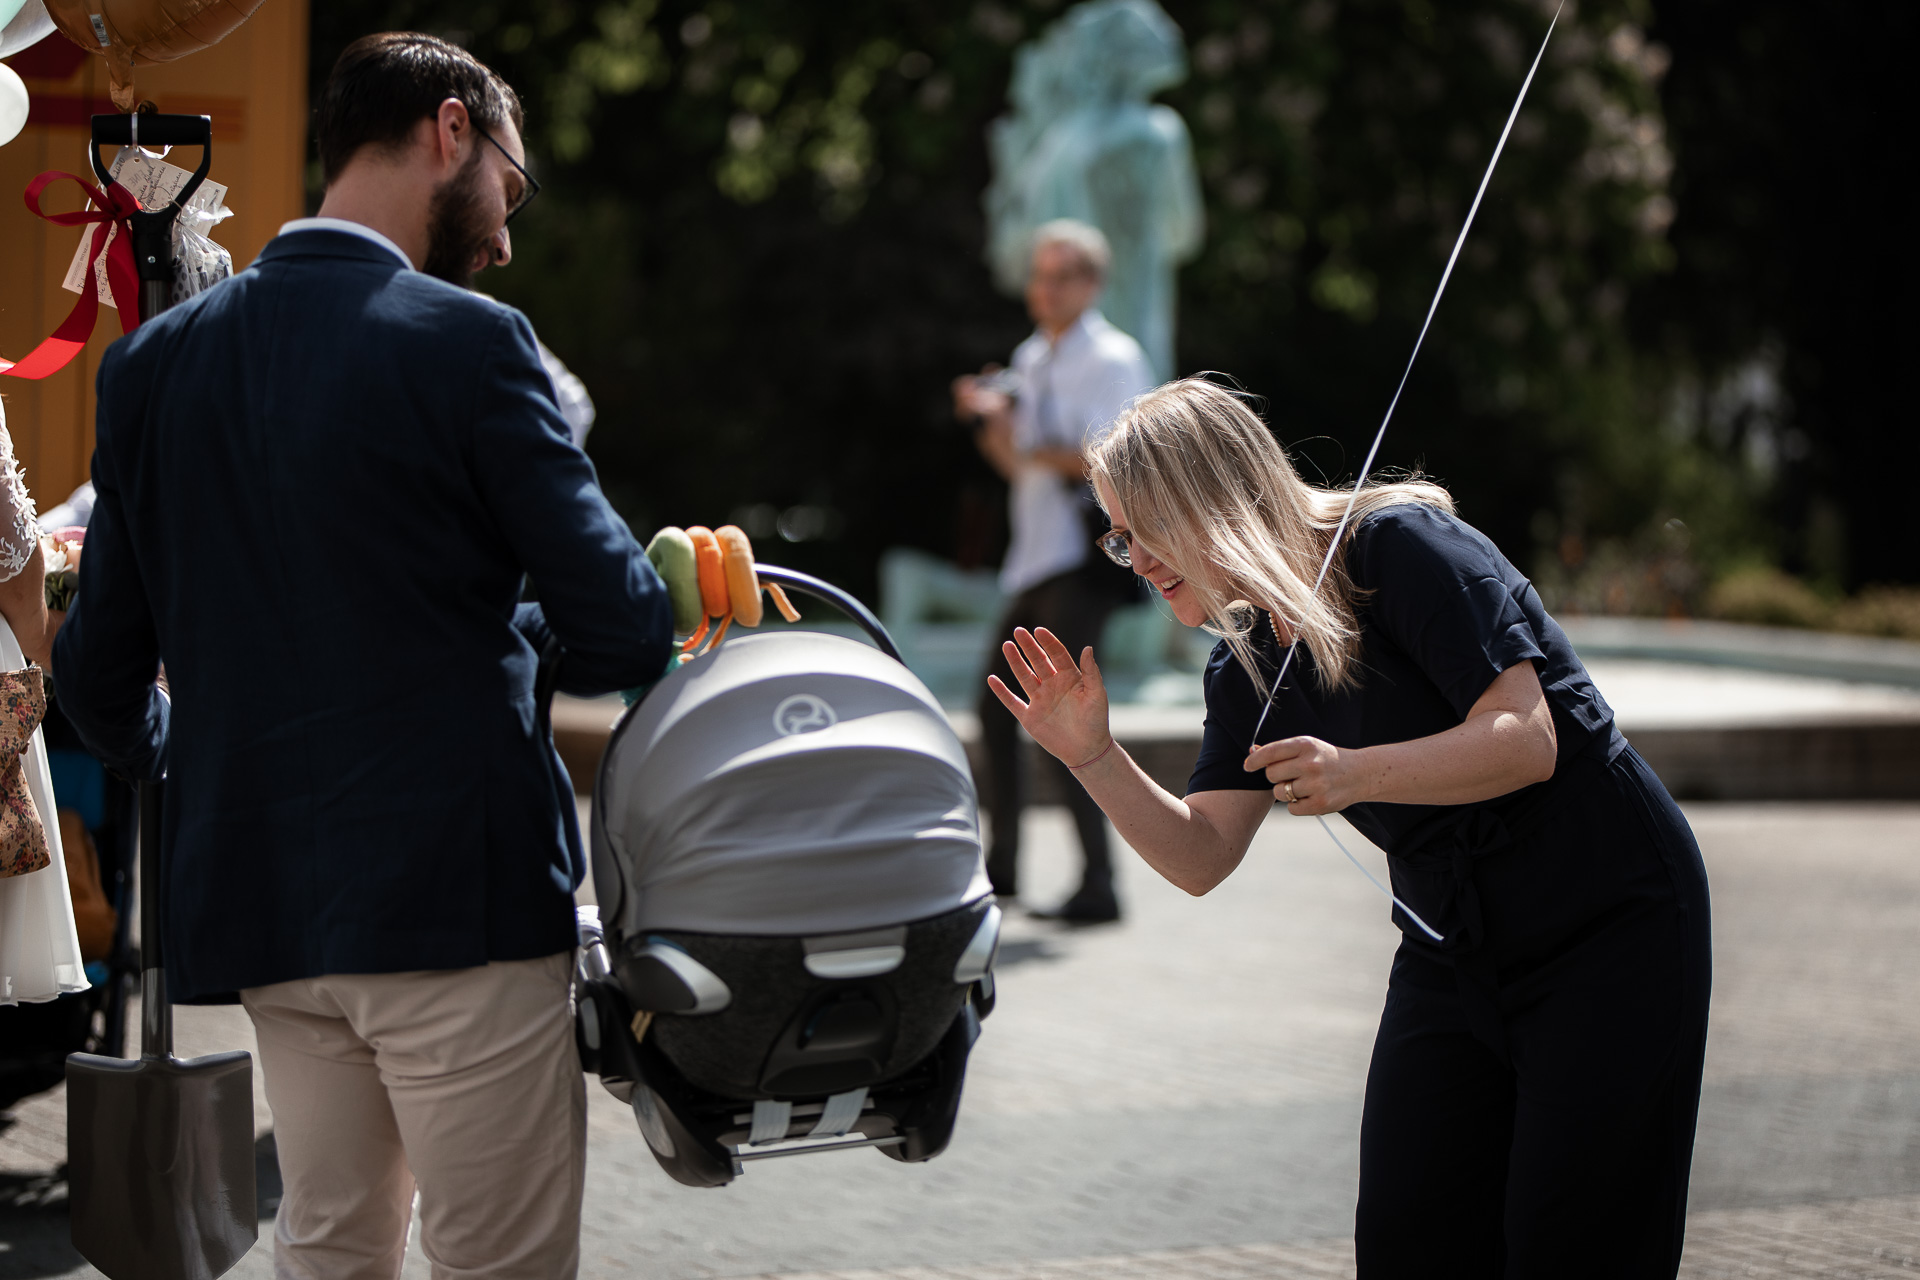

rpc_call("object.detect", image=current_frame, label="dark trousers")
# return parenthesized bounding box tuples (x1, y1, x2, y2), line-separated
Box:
(976, 568, 1116, 894)
(1355, 747, 1712, 1277)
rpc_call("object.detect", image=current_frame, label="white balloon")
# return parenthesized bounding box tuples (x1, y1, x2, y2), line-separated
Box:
(0, 0, 54, 60)
(0, 1, 27, 35)
(0, 63, 27, 149)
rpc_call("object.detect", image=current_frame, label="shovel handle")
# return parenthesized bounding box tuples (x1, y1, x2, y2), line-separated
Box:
(127, 150, 186, 1061)
(139, 780, 171, 1059)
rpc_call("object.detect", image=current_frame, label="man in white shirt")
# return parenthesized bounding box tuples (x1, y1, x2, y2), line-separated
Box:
(953, 220, 1156, 922)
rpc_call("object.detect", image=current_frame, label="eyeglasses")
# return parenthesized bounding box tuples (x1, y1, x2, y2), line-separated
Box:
(1095, 528, 1135, 567)
(472, 121, 540, 226)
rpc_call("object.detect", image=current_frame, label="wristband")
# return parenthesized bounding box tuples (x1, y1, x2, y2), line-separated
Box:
(1067, 737, 1115, 771)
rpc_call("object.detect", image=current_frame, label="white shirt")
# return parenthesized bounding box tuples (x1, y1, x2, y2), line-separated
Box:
(277, 217, 413, 269)
(36, 481, 96, 534)
(1000, 309, 1155, 595)
(536, 340, 597, 449)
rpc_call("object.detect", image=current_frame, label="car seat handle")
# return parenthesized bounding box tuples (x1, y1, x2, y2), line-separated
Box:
(529, 565, 901, 735)
(752, 565, 903, 663)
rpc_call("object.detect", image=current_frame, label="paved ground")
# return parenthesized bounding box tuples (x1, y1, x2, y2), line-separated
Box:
(5, 801, 1920, 1278)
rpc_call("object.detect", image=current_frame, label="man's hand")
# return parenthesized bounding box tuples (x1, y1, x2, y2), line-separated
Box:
(986, 627, 1113, 769)
(952, 366, 1012, 423)
(1028, 445, 1089, 481)
(1245, 735, 1375, 815)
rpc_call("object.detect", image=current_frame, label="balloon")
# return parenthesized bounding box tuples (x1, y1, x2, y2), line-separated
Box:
(0, 0, 26, 33)
(0, 0, 55, 59)
(41, 0, 267, 110)
(0, 63, 26, 148)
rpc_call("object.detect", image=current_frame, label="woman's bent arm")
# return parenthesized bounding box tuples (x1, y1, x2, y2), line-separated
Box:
(1248, 661, 1558, 815)
(989, 629, 1557, 889)
(987, 626, 1271, 895)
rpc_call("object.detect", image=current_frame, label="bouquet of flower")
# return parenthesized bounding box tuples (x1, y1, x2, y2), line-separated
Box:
(42, 527, 84, 612)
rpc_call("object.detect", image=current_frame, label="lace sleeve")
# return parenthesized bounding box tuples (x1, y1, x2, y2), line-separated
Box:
(0, 414, 40, 584)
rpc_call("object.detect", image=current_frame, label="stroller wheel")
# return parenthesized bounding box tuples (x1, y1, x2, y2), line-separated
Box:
(632, 1084, 736, 1187)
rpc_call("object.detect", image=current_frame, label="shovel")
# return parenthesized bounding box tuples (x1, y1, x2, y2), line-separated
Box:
(65, 782, 256, 1279)
(65, 109, 258, 1280)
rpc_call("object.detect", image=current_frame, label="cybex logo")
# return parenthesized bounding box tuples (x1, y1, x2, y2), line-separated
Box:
(772, 694, 837, 737)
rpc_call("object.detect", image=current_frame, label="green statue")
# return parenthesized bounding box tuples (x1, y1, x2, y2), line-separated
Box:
(985, 0, 1205, 381)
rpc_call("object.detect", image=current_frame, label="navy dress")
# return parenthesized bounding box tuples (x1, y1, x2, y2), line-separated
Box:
(1189, 505, 1711, 1278)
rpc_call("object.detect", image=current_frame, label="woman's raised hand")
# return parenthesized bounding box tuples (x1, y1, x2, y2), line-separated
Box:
(986, 627, 1112, 769)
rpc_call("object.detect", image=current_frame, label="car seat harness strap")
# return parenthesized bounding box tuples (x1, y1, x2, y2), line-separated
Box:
(810, 1088, 869, 1138)
(749, 1100, 792, 1145)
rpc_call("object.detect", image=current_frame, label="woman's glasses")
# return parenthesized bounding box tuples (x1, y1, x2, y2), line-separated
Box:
(1095, 528, 1135, 567)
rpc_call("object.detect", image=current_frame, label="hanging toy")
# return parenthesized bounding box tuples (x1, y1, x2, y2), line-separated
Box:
(624, 523, 803, 706)
(644, 527, 701, 635)
(687, 527, 728, 630)
(41, 0, 267, 112)
(715, 525, 763, 627)
(647, 523, 800, 665)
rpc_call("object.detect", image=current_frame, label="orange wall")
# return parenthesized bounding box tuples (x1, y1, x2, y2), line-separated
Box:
(0, 0, 309, 508)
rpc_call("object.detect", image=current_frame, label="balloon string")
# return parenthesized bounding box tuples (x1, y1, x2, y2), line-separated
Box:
(1250, 2, 1561, 749)
(1318, 816, 1444, 942)
(1249, 5, 1564, 935)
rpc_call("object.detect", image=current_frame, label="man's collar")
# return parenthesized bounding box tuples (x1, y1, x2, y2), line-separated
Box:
(275, 217, 414, 269)
(1038, 308, 1103, 352)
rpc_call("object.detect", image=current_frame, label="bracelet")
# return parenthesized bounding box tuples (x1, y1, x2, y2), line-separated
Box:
(1067, 737, 1115, 771)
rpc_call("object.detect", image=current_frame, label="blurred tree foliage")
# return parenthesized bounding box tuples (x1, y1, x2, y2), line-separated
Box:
(308, 0, 1904, 605)
(1149, 0, 1717, 616)
(1640, 0, 1916, 594)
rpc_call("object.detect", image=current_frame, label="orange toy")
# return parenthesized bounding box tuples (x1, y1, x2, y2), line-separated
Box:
(714, 525, 763, 627)
(685, 526, 729, 619)
(656, 525, 803, 661)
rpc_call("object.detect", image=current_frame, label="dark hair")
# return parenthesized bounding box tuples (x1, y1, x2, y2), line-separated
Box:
(315, 33, 524, 184)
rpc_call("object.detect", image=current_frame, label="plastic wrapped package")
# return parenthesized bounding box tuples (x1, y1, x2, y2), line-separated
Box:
(171, 200, 232, 306)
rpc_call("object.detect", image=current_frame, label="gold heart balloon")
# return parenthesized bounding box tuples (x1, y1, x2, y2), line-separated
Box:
(41, 0, 266, 110)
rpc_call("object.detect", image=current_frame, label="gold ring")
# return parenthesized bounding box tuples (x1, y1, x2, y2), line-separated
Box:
(1283, 781, 1297, 804)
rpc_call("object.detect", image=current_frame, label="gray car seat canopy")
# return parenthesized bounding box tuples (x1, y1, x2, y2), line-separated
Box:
(594, 631, 990, 937)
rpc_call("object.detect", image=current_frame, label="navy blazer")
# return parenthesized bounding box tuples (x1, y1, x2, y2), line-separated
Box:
(52, 229, 673, 1003)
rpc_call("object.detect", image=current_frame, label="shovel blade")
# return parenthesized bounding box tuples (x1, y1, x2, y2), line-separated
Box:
(67, 1049, 259, 1280)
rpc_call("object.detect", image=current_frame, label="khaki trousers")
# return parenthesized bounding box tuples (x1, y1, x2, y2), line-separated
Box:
(242, 953, 584, 1280)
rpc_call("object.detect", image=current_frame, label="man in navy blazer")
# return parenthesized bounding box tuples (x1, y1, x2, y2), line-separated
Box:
(52, 33, 668, 1277)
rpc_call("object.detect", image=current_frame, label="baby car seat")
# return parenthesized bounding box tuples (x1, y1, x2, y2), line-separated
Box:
(576, 568, 1000, 1187)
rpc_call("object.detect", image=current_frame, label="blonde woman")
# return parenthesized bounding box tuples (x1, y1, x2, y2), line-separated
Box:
(989, 379, 1710, 1276)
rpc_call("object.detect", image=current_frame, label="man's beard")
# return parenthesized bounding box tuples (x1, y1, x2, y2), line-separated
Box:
(421, 149, 495, 288)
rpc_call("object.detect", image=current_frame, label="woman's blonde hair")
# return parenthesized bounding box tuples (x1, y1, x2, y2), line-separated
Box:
(1088, 377, 1454, 694)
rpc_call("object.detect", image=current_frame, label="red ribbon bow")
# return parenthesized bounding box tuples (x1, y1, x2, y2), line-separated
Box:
(0, 172, 145, 381)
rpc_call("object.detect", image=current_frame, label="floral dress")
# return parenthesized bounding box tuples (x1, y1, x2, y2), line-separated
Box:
(0, 405, 86, 1004)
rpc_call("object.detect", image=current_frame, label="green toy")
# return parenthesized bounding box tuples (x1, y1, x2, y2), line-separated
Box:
(646, 527, 703, 636)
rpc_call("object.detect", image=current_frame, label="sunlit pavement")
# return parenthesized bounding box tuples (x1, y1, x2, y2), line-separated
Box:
(5, 801, 1920, 1278)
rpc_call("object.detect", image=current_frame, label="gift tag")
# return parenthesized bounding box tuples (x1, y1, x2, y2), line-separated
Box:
(62, 147, 231, 309)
